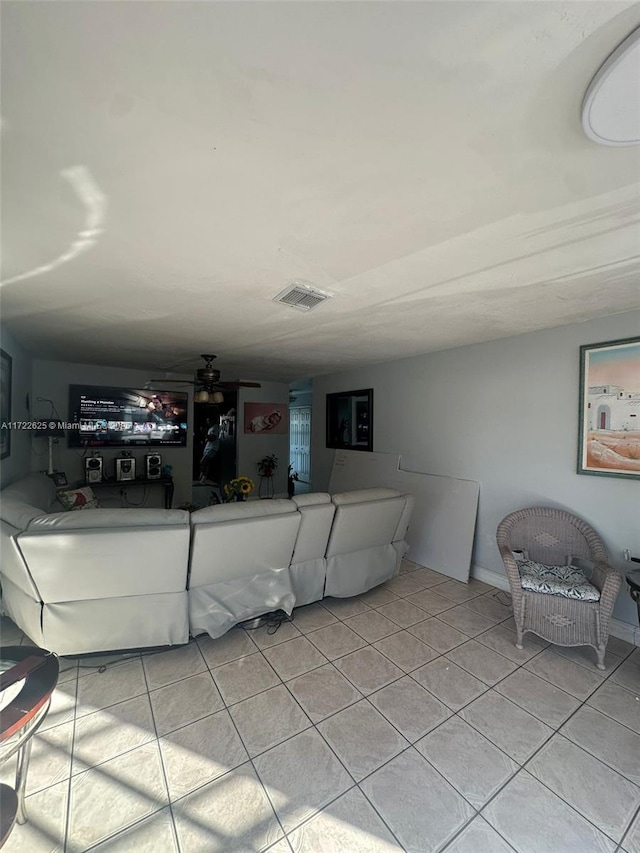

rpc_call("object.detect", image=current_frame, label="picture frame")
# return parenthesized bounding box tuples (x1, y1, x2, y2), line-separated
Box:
(0, 348, 12, 460)
(49, 472, 69, 488)
(326, 388, 373, 452)
(578, 336, 640, 480)
(243, 402, 288, 435)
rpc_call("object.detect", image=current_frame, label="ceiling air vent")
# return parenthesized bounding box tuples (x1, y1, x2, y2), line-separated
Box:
(274, 283, 330, 312)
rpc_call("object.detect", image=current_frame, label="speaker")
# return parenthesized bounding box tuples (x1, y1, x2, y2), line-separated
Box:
(85, 456, 103, 484)
(145, 454, 162, 480)
(116, 457, 136, 482)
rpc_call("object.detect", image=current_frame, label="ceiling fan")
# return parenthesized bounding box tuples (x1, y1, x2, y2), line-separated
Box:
(149, 354, 261, 403)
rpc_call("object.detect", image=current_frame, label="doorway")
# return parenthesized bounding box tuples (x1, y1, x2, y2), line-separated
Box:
(290, 406, 311, 483)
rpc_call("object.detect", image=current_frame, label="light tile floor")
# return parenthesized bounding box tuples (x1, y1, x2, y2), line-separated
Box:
(2, 560, 639, 852)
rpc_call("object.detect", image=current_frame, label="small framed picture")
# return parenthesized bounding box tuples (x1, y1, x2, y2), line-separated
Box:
(50, 472, 69, 488)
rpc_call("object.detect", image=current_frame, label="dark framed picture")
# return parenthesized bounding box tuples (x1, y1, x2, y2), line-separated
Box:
(49, 472, 69, 488)
(0, 348, 12, 460)
(578, 336, 640, 480)
(326, 388, 373, 452)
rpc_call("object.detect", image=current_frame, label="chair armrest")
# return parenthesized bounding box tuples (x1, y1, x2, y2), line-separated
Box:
(590, 560, 622, 607)
(498, 544, 524, 601)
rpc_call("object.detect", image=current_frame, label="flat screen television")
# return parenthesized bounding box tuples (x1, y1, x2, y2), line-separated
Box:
(68, 385, 188, 448)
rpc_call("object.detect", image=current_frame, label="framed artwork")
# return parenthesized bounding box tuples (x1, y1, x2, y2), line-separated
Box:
(326, 388, 373, 452)
(0, 348, 12, 460)
(578, 336, 640, 479)
(243, 402, 288, 435)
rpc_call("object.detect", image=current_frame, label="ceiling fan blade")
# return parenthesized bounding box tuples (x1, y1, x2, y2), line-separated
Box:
(148, 379, 196, 385)
(219, 381, 262, 389)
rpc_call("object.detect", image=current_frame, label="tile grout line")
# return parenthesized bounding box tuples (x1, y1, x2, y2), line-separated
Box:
(520, 732, 640, 849)
(149, 605, 637, 853)
(618, 801, 640, 853)
(61, 665, 79, 853)
(138, 639, 207, 853)
(260, 607, 526, 849)
(271, 664, 410, 849)
(472, 647, 639, 851)
(202, 628, 368, 846)
(325, 573, 639, 850)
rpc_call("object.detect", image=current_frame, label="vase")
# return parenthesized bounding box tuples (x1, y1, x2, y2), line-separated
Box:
(235, 494, 245, 502)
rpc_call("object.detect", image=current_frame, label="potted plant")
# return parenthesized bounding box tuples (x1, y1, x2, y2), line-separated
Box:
(257, 454, 278, 477)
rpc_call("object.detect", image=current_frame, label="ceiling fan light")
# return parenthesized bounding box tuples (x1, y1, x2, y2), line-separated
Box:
(212, 391, 224, 404)
(582, 26, 640, 146)
(195, 390, 210, 403)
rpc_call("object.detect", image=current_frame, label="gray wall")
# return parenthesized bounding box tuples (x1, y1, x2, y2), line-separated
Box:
(238, 383, 290, 496)
(30, 359, 194, 507)
(0, 324, 33, 488)
(311, 311, 640, 627)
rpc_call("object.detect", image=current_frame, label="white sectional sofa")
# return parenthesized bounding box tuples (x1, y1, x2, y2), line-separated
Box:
(324, 488, 415, 599)
(0, 474, 191, 655)
(188, 499, 300, 640)
(0, 474, 414, 653)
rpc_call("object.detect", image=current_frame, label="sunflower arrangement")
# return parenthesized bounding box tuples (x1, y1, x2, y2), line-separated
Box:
(223, 476, 255, 501)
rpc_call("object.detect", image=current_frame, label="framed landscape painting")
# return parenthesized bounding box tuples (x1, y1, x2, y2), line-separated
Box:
(578, 336, 640, 479)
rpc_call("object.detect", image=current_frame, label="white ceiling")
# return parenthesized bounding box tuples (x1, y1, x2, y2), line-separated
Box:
(1, 1, 639, 383)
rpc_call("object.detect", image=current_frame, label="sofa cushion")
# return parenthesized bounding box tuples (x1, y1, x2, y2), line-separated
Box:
(57, 486, 99, 511)
(332, 488, 401, 505)
(27, 508, 190, 531)
(518, 559, 600, 602)
(0, 473, 58, 528)
(291, 492, 331, 507)
(191, 499, 296, 525)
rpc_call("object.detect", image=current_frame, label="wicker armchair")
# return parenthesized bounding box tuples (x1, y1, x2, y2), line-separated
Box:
(496, 507, 622, 670)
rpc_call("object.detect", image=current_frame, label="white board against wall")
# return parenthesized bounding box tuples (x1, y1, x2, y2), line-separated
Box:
(329, 450, 479, 583)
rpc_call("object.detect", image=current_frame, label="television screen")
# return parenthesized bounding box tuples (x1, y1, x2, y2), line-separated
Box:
(68, 385, 188, 448)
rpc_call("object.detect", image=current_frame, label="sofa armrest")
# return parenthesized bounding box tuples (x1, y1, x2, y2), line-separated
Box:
(27, 509, 189, 531)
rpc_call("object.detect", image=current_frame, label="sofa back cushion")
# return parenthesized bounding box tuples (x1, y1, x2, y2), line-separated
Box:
(0, 473, 57, 529)
(189, 500, 301, 586)
(326, 495, 406, 557)
(291, 502, 336, 564)
(191, 499, 295, 525)
(27, 508, 190, 531)
(332, 488, 401, 506)
(291, 492, 332, 508)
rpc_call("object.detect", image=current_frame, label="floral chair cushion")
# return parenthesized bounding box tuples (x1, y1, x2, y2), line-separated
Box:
(516, 559, 600, 602)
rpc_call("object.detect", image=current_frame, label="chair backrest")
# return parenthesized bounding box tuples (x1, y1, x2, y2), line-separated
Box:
(496, 507, 608, 566)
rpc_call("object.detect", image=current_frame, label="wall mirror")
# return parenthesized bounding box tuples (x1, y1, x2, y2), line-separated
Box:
(326, 388, 373, 452)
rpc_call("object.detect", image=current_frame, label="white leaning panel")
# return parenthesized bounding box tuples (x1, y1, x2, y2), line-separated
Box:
(329, 450, 479, 583)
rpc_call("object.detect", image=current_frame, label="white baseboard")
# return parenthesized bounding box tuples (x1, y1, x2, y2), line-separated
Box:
(470, 564, 640, 647)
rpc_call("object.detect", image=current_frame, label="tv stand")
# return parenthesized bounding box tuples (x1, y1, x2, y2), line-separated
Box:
(82, 477, 174, 509)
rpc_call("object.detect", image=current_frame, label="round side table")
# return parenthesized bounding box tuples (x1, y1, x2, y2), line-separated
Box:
(0, 646, 59, 845)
